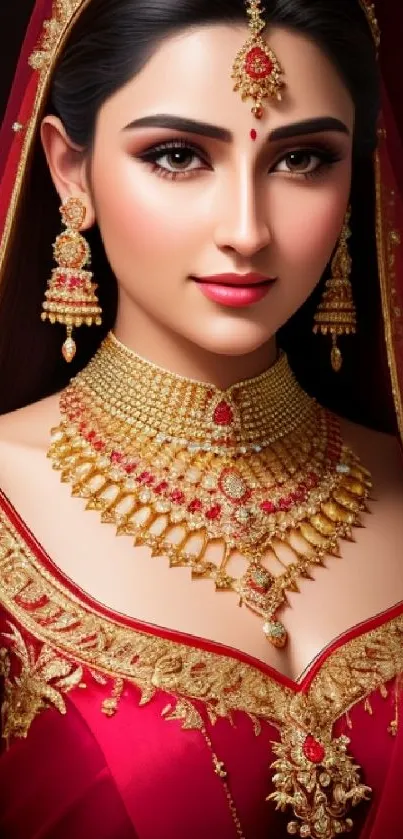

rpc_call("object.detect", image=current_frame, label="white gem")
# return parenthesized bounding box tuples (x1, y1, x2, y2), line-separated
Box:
(236, 508, 251, 523)
(336, 464, 350, 474)
(185, 467, 201, 484)
(139, 489, 152, 503)
(170, 510, 184, 523)
(154, 500, 171, 513)
(202, 475, 217, 490)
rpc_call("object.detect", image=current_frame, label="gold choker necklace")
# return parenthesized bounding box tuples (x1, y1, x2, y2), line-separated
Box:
(49, 332, 372, 646)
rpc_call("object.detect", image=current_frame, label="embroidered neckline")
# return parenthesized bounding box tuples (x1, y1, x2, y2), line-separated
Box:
(0, 486, 403, 705)
(1, 488, 403, 839)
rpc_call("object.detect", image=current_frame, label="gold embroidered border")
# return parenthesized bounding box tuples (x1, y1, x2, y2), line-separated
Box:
(0, 504, 402, 740)
(375, 150, 403, 444)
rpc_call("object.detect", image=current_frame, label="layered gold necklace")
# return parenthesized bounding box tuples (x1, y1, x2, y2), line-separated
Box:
(49, 331, 371, 646)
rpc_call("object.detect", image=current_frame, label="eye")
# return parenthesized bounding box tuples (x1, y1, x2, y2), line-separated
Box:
(273, 148, 342, 179)
(139, 140, 209, 179)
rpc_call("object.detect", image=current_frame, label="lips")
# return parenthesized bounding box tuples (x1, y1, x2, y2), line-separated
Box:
(193, 273, 275, 287)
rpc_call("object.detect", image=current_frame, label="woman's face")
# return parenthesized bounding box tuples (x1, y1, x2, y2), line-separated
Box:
(70, 24, 355, 361)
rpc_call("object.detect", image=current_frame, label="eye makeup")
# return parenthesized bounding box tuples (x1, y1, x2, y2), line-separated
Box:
(135, 135, 345, 182)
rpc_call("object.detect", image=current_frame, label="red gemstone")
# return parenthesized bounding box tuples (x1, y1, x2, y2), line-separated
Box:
(87, 431, 96, 442)
(206, 504, 222, 521)
(261, 500, 276, 514)
(135, 471, 153, 484)
(188, 499, 202, 513)
(124, 462, 137, 474)
(278, 496, 293, 511)
(303, 735, 325, 764)
(213, 401, 233, 427)
(154, 481, 169, 495)
(110, 451, 123, 464)
(245, 47, 273, 80)
(250, 129, 257, 141)
(93, 440, 105, 451)
(170, 489, 185, 504)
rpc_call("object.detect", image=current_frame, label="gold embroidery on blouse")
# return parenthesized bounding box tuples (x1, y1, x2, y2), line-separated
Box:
(0, 622, 83, 739)
(0, 512, 291, 729)
(1, 506, 403, 838)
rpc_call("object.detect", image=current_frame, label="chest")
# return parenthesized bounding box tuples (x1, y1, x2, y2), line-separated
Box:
(1, 443, 403, 681)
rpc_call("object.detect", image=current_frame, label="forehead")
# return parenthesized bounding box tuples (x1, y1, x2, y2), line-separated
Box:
(97, 24, 354, 133)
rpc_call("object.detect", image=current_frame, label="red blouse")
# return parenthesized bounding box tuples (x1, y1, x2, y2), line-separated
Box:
(0, 489, 402, 839)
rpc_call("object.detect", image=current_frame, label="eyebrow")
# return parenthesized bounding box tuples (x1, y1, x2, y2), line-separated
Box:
(122, 114, 350, 142)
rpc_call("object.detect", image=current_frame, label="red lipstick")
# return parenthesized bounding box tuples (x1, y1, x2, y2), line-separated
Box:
(192, 273, 276, 308)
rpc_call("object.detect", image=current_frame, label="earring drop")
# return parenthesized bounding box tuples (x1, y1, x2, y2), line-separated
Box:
(41, 197, 102, 362)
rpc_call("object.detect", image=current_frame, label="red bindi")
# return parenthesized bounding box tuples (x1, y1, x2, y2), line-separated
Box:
(250, 128, 257, 141)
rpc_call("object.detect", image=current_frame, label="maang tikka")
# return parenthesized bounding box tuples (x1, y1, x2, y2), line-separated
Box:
(232, 0, 285, 119)
(41, 197, 102, 363)
(313, 208, 357, 373)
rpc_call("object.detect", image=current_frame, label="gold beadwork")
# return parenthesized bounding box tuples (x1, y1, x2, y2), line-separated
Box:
(313, 209, 356, 372)
(358, 0, 380, 48)
(41, 197, 102, 361)
(231, 0, 285, 119)
(269, 723, 371, 838)
(47, 332, 372, 648)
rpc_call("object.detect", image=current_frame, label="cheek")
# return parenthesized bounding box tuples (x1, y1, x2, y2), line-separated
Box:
(272, 176, 351, 277)
(91, 153, 202, 272)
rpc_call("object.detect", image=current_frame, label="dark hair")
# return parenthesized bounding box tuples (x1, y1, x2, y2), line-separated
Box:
(1, 0, 393, 432)
(51, 0, 379, 154)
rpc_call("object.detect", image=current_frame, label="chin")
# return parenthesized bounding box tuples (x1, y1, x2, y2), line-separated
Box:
(184, 320, 275, 357)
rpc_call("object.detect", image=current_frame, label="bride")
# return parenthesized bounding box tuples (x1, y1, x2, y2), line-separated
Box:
(0, 1, 402, 837)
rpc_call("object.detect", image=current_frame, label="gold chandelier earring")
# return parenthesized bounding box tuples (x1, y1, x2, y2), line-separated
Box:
(41, 196, 102, 363)
(313, 208, 357, 372)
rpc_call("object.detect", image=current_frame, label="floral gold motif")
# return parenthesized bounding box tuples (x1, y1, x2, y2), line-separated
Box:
(0, 622, 83, 739)
(269, 717, 371, 837)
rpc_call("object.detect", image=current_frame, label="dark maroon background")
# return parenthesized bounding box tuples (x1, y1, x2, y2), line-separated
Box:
(0, 1, 33, 124)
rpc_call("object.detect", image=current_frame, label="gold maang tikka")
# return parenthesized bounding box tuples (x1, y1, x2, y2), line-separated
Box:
(232, 0, 285, 119)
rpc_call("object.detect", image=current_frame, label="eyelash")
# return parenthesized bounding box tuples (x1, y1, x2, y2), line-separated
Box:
(138, 139, 343, 182)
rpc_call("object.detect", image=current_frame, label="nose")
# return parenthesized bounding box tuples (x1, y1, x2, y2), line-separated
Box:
(213, 162, 272, 257)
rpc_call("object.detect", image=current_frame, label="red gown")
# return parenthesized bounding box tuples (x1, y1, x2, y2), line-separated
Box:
(0, 490, 403, 839)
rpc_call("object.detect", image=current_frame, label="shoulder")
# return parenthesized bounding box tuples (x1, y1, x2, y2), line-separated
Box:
(0, 393, 62, 452)
(340, 416, 403, 491)
(0, 393, 63, 522)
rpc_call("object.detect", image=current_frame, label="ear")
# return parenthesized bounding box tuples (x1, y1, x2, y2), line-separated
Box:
(40, 115, 95, 229)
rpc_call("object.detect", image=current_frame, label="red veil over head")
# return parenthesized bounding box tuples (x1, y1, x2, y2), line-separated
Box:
(0, 0, 402, 445)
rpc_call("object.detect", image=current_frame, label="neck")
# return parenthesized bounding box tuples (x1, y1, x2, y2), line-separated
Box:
(65, 331, 313, 455)
(113, 310, 277, 391)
